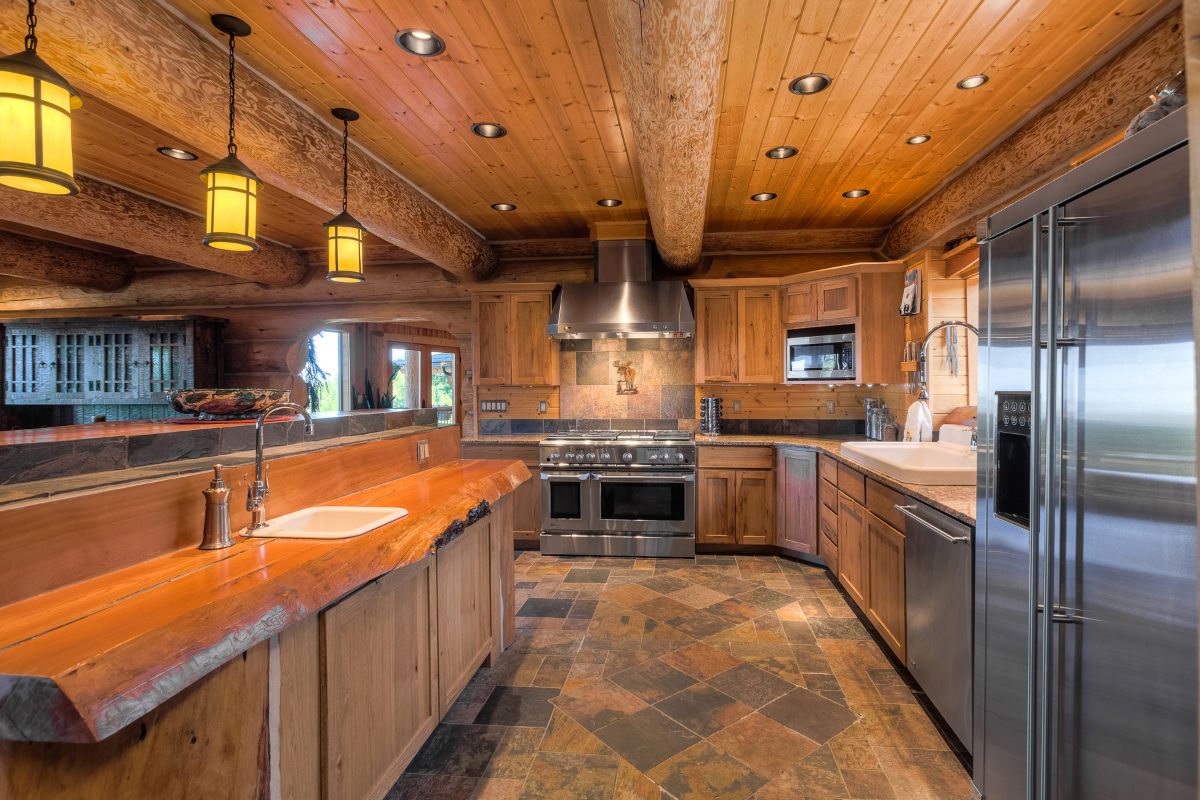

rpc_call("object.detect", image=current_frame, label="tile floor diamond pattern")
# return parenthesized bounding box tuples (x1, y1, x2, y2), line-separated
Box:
(395, 553, 974, 799)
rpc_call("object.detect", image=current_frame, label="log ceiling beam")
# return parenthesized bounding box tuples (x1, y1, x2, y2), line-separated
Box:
(0, 230, 133, 291)
(0, 0, 498, 281)
(882, 10, 1185, 259)
(603, 0, 726, 271)
(0, 176, 309, 287)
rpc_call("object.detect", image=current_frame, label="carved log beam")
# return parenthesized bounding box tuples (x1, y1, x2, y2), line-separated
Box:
(0, 176, 309, 287)
(0, 0, 498, 281)
(883, 11, 1185, 258)
(0, 230, 133, 291)
(603, 0, 727, 271)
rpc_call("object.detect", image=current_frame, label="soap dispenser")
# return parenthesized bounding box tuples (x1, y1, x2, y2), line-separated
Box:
(199, 464, 234, 550)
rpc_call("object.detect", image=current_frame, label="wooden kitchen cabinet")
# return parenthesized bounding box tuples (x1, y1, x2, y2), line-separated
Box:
(816, 277, 857, 320)
(698, 468, 737, 544)
(436, 517, 497, 715)
(776, 448, 818, 555)
(735, 468, 775, 546)
(461, 442, 541, 548)
(837, 494, 869, 610)
(737, 288, 779, 383)
(783, 283, 818, 323)
(867, 511, 906, 661)
(695, 289, 738, 383)
(470, 287, 557, 386)
(322, 559, 439, 800)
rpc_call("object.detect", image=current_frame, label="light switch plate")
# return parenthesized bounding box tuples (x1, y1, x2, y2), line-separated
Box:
(538, 400, 548, 414)
(416, 439, 429, 464)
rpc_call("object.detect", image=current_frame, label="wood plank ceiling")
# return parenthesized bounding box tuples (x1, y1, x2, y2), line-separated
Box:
(15, 0, 1176, 252)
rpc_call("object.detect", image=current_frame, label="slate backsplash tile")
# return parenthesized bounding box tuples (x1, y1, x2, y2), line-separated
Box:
(626, 385, 662, 418)
(559, 339, 593, 352)
(510, 419, 546, 434)
(660, 385, 696, 419)
(478, 419, 511, 435)
(558, 338, 696, 421)
(575, 352, 614, 385)
(640, 351, 693, 386)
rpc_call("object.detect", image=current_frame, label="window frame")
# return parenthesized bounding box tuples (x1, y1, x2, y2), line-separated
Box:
(386, 340, 460, 424)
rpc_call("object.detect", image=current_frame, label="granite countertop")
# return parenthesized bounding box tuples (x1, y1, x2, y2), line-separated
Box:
(0, 457, 529, 743)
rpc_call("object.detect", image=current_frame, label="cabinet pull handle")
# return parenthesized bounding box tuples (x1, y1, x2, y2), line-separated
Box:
(893, 504, 970, 544)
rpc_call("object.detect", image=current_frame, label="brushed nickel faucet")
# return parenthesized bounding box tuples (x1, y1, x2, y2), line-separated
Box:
(247, 402, 314, 531)
(917, 320, 979, 401)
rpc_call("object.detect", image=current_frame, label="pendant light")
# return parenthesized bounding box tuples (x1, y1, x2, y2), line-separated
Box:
(0, 0, 82, 195)
(325, 107, 367, 283)
(199, 15, 259, 252)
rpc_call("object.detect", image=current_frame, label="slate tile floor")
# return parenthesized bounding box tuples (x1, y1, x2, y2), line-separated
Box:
(391, 553, 974, 799)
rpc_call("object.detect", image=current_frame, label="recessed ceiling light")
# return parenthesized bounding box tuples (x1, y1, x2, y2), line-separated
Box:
(156, 146, 197, 161)
(395, 28, 445, 57)
(751, 192, 777, 202)
(491, 202, 516, 211)
(842, 189, 870, 199)
(765, 146, 797, 159)
(956, 74, 988, 90)
(789, 73, 832, 95)
(597, 198, 622, 207)
(471, 122, 506, 139)
(906, 134, 931, 145)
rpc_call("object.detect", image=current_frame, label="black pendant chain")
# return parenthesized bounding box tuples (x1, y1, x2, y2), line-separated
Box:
(341, 120, 350, 212)
(24, 0, 37, 52)
(226, 33, 238, 156)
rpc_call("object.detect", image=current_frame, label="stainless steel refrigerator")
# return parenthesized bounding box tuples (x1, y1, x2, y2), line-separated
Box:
(975, 107, 1196, 800)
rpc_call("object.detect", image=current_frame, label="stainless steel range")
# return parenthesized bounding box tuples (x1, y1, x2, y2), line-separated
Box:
(539, 430, 696, 558)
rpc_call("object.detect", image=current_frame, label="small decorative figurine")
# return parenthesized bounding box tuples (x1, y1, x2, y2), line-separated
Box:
(614, 360, 638, 395)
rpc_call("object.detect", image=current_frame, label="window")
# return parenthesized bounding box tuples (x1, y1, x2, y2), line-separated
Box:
(385, 341, 458, 424)
(304, 330, 349, 412)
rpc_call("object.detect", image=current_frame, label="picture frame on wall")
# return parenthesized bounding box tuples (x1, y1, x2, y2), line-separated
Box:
(899, 265, 921, 316)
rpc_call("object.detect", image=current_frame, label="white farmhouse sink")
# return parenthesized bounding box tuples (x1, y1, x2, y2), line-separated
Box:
(839, 442, 976, 486)
(246, 506, 408, 539)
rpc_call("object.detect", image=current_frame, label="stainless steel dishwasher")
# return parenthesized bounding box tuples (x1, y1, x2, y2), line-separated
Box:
(897, 498, 973, 754)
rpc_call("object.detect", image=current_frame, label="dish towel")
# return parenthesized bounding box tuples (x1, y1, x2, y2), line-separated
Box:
(904, 399, 934, 442)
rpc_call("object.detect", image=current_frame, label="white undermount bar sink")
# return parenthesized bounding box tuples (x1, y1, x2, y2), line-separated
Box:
(839, 442, 977, 486)
(246, 506, 409, 539)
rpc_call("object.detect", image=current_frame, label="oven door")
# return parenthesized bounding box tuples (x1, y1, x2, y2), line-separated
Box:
(540, 470, 595, 532)
(592, 471, 695, 534)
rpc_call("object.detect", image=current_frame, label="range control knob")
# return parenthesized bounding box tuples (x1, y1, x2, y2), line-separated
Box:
(676, 452, 686, 462)
(565, 451, 577, 461)
(599, 451, 611, 461)
(585, 451, 596, 461)
(622, 452, 634, 462)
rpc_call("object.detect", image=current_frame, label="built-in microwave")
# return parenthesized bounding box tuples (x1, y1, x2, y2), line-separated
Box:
(785, 325, 856, 381)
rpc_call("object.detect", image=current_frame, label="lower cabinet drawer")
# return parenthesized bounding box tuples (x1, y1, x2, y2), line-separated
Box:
(819, 503, 838, 544)
(819, 478, 839, 513)
(820, 532, 838, 575)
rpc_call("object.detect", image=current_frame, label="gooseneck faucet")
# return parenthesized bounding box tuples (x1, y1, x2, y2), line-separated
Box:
(247, 402, 314, 531)
(916, 320, 979, 401)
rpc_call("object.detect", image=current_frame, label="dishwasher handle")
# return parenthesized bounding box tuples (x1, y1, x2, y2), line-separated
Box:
(894, 504, 971, 544)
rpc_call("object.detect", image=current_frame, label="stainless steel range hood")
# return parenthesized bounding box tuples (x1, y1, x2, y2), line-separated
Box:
(546, 239, 694, 339)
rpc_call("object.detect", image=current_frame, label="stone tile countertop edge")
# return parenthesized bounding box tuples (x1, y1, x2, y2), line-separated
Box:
(462, 433, 976, 525)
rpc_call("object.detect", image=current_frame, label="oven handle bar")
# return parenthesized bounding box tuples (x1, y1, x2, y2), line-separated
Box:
(589, 472, 695, 483)
(541, 472, 596, 480)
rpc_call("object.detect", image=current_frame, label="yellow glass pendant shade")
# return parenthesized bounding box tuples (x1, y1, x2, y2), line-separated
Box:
(199, 153, 260, 252)
(325, 211, 365, 283)
(0, 48, 81, 196)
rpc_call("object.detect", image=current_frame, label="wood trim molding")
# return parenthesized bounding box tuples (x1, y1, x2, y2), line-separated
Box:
(0, 0, 498, 281)
(0, 176, 308, 287)
(882, 10, 1185, 258)
(603, 0, 727, 271)
(0, 230, 133, 291)
(702, 228, 888, 254)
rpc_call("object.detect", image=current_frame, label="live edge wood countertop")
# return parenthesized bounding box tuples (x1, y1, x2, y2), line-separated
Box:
(0, 457, 530, 745)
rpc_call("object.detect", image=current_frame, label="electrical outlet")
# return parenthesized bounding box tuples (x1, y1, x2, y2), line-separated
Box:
(732, 400, 741, 412)
(826, 400, 835, 414)
(538, 400, 548, 414)
(416, 439, 429, 465)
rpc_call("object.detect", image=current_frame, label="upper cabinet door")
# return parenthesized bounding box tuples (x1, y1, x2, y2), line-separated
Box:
(473, 294, 511, 385)
(816, 277, 858, 320)
(737, 288, 779, 384)
(695, 289, 739, 383)
(783, 283, 818, 324)
(508, 292, 557, 385)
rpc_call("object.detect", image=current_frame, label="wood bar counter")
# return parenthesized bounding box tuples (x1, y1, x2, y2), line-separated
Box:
(0, 425, 528, 800)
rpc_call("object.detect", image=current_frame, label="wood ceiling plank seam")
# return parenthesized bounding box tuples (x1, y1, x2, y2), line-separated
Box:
(448, 0, 613, 234)
(552, 0, 646, 211)
(511, 0, 637, 213)
(877, 0, 1173, 228)
(586, 0, 647, 207)
(795, 0, 989, 228)
(707, 0, 773, 229)
(362, 0, 565, 238)
(753, 0, 909, 231)
(733, 0, 917, 231)
(711, 0, 874, 231)
(718, 0, 809, 229)
(475, 0, 621, 230)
